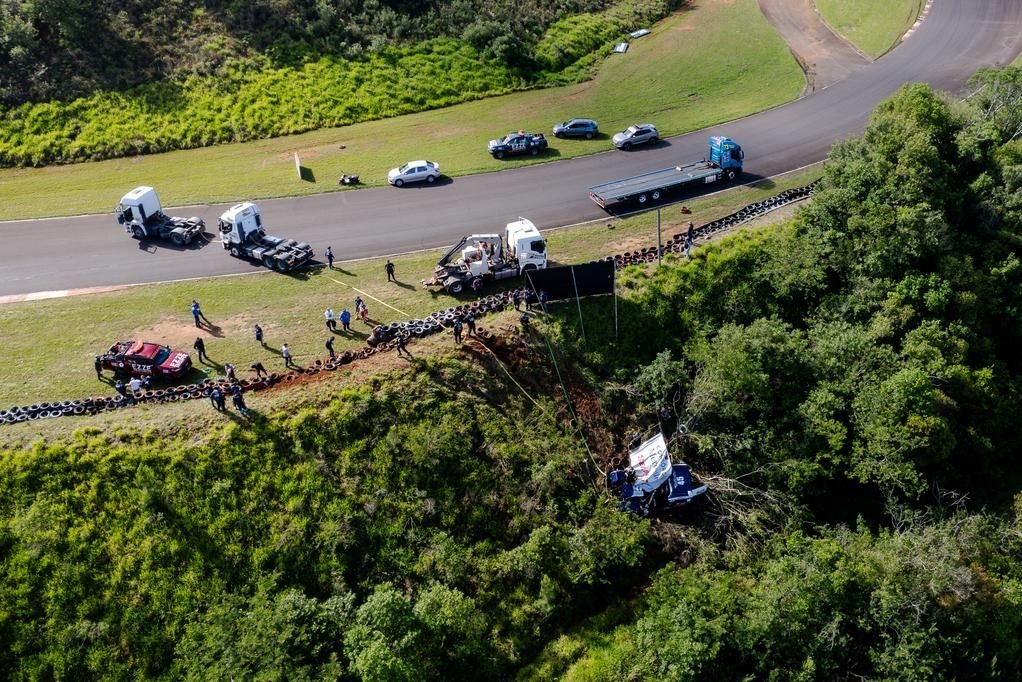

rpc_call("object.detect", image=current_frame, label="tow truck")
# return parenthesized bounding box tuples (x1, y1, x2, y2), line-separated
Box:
(217, 202, 314, 272)
(115, 186, 205, 245)
(588, 136, 744, 209)
(424, 218, 548, 294)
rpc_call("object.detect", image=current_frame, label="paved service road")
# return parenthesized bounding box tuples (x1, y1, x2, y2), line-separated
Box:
(1, 0, 1021, 298)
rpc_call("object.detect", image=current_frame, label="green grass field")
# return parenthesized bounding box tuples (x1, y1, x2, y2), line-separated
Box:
(0, 0, 802, 221)
(0, 166, 821, 415)
(815, 0, 924, 59)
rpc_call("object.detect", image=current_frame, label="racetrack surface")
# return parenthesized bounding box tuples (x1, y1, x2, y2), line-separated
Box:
(1, 0, 1021, 298)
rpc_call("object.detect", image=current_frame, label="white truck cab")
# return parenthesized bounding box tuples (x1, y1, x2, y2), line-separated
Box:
(218, 202, 264, 245)
(115, 186, 162, 227)
(505, 218, 547, 271)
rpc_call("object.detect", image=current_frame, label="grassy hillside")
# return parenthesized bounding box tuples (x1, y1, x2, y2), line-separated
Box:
(0, 0, 803, 220)
(815, 0, 924, 58)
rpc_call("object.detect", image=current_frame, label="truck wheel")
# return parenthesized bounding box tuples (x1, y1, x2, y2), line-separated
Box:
(171, 232, 185, 246)
(275, 260, 288, 272)
(652, 190, 661, 201)
(262, 256, 275, 269)
(394, 178, 404, 187)
(229, 246, 241, 258)
(131, 226, 144, 240)
(447, 281, 465, 294)
(638, 194, 648, 204)
(725, 169, 737, 181)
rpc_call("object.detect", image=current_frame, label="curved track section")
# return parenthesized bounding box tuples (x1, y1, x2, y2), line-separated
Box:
(1, 0, 1021, 298)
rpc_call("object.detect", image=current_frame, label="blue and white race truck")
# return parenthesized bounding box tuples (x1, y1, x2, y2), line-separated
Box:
(588, 136, 744, 209)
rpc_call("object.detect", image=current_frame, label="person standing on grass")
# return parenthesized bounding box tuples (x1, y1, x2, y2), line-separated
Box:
(232, 386, 250, 416)
(191, 299, 209, 326)
(512, 289, 522, 311)
(325, 307, 336, 331)
(386, 259, 396, 282)
(282, 343, 294, 369)
(326, 335, 336, 359)
(340, 308, 352, 331)
(464, 313, 476, 337)
(128, 376, 142, 397)
(141, 375, 152, 391)
(209, 386, 224, 412)
(539, 290, 549, 314)
(395, 332, 412, 358)
(94, 355, 103, 379)
(686, 221, 694, 243)
(325, 246, 334, 270)
(684, 234, 693, 259)
(360, 304, 370, 324)
(225, 363, 237, 382)
(254, 324, 264, 344)
(452, 318, 463, 344)
(193, 337, 208, 363)
(354, 296, 364, 315)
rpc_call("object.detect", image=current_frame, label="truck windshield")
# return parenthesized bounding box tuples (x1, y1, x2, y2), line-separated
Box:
(117, 205, 134, 223)
(530, 240, 546, 254)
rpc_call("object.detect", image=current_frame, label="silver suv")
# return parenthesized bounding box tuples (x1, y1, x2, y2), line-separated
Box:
(612, 124, 659, 150)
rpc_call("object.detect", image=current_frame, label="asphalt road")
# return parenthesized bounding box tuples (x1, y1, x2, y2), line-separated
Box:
(2, 0, 1021, 298)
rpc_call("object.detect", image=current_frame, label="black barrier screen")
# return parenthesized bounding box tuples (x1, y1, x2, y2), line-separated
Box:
(524, 260, 615, 301)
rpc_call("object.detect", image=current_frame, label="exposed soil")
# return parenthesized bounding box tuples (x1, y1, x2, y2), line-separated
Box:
(757, 0, 870, 92)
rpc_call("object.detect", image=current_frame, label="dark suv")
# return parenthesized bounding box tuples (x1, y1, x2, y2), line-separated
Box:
(488, 131, 548, 159)
(553, 118, 598, 139)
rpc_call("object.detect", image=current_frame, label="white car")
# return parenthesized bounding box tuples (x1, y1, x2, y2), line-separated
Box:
(388, 160, 441, 186)
(612, 124, 659, 150)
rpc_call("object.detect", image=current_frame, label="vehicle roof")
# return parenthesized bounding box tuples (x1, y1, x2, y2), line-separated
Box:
(127, 341, 166, 359)
(562, 118, 595, 124)
(401, 160, 436, 167)
(627, 123, 655, 131)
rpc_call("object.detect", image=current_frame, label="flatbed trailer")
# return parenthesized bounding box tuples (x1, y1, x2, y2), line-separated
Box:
(588, 136, 744, 209)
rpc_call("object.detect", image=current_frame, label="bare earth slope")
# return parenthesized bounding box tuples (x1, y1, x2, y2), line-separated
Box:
(758, 0, 871, 92)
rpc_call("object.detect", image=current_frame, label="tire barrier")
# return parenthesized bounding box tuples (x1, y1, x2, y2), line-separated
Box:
(3, 183, 818, 426)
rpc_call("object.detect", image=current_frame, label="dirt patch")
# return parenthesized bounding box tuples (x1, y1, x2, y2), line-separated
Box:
(133, 314, 275, 348)
(757, 0, 869, 92)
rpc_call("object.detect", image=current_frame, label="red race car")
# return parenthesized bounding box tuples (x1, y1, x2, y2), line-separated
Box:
(99, 341, 192, 379)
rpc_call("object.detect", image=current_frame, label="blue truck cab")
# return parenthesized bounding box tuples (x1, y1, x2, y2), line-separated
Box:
(709, 136, 744, 179)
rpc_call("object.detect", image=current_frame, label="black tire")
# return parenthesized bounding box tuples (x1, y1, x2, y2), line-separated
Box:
(650, 136, 659, 145)
(275, 259, 288, 272)
(229, 245, 241, 258)
(652, 190, 661, 201)
(447, 280, 465, 295)
(585, 132, 594, 140)
(426, 175, 436, 183)
(638, 194, 648, 204)
(495, 150, 505, 159)
(171, 232, 185, 246)
(725, 169, 737, 181)
(132, 226, 145, 240)
(394, 178, 404, 187)
(530, 147, 538, 156)
(262, 256, 275, 269)
(622, 142, 632, 151)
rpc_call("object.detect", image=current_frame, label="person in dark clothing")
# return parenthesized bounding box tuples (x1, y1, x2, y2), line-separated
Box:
(191, 299, 209, 326)
(524, 289, 536, 311)
(254, 324, 264, 344)
(141, 374, 152, 391)
(114, 379, 128, 398)
(249, 361, 268, 378)
(209, 387, 224, 411)
(95, 355, 103, 379)
(326, 336, 336, 359)
(512, 289, 522, 311)
(464, 314, 476, 336)
(471, 277, 483, 296)
(225, 363, 237, 381)
(538, 290, 549, 314)
(452, 319, 463, 344)
(340, 308, 352, 331)
(385, 260, 396, 282)
(686, 221, 694, 242)
(325, 246, 334, 270)
(395, 332, 412, 358)
(232, 387, 250, 416)
(193, 337, 208, 362)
